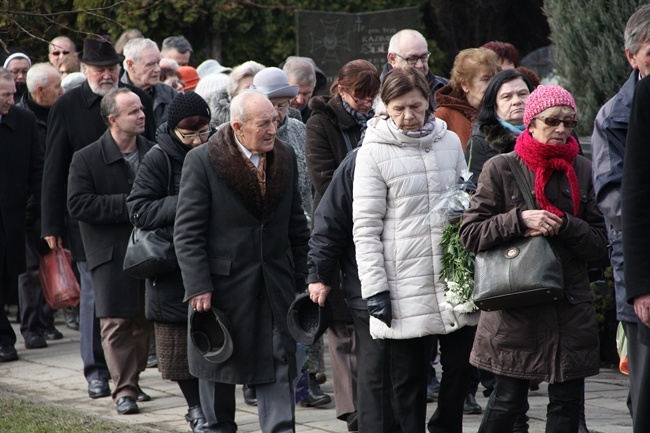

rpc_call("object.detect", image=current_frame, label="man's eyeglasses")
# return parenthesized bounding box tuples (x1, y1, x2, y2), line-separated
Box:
(394, 52, 431, 66)
(51, 51, 71, 56)
(341, 88, 375, 105)
(272, 101, 290, 112)
(535, 117, 577, 129)
(175, 128, 211, 140)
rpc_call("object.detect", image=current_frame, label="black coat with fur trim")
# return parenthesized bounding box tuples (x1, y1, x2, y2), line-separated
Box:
(465, 118, 517, 185)
(174, 125, 309, 384)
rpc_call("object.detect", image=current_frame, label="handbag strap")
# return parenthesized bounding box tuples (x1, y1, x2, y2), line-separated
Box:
(152, 145, 174, 196)
(501, 153, 536, 211)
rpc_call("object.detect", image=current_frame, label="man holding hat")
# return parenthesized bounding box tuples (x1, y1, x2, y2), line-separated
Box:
(41, 37, 155, 400)
(175, 89, 309, 433)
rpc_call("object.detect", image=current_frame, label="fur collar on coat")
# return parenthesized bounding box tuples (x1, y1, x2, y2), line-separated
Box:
(434, 83, 477, 122)
(475, 118, 517, 154)
(206, 125, 291, 224)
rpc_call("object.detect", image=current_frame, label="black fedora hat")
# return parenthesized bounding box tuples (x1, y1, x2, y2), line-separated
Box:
(79, 37, 124, 66)
(190, 307, 233, 363)
(287, 292, 332, 346)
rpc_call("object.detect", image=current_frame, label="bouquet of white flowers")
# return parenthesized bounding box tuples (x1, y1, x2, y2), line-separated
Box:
(429, 170, 477, 313)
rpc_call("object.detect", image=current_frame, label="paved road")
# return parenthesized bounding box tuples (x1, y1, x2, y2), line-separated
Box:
(0, 314, 633, 432)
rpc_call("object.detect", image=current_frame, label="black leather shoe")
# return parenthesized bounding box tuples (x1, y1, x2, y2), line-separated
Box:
(63, 306, 79, 330)
(88, 379, 111, 399)
(463, 393, 482, 414)
(43, 326, 64, 341)
(24, 334, 47, 349)
(0, 345, 18, 362)
(146, 353, 158, 368)
(136, 385, 151, 402)
(185, 405, 207, 433)
(346, 411, 358, 432)
(300, 374, 332, 407)
(243, 384, 257, 406)
(116, 396, 139, 415)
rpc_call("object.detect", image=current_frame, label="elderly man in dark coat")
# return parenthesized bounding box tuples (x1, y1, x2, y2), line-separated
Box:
(41, 37, 156, 400)
(0, 68, 43, 362)
(67, 88, 155, 415)
(174, 90, 309, 433)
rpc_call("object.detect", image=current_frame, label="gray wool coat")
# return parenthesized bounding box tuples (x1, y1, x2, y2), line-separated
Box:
(174, 124, 309, 384)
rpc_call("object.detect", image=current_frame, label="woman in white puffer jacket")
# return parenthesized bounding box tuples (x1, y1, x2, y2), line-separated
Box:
(352, 66, 478, 433)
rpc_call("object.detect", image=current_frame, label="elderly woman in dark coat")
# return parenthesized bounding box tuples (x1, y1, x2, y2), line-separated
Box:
(127, 92, 213, 432)
(465, 69, 534, 183)
(459, 85, 607, 433)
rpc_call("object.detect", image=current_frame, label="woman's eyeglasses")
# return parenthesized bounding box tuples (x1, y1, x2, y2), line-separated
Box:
(175, 128, 211, 140)
(535, 117, 577, 129)
(341, 88, 375, 105)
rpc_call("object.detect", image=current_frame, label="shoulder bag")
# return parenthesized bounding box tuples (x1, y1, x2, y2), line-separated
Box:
(472, 153, 564, 311)
(123, 146, 177, 279)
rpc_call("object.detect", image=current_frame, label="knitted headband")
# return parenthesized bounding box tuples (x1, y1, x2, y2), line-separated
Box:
(3, 53, 32, 69)
(167, 92, 211, 130)
(523, 85, 576, 128)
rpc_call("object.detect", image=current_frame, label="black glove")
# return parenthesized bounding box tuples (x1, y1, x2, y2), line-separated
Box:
(366, 291, 392, 327)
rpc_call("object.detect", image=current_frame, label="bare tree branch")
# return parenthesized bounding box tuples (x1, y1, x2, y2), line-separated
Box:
(0, 2, 129, 17)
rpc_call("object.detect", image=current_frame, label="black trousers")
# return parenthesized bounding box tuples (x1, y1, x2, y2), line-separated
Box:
(19, 231, 54, 338)
(350, 309, 398, 432)
(427, 325, 475, 433)
(478, 374, 584, 433)
(0, 253, 16, 347)
(623, 321, 650, 433)
(382, 333, 434, 433)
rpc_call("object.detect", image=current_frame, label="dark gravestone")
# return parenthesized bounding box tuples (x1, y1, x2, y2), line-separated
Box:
(296, 8, 419, 86)
(521, 46, 554, 81)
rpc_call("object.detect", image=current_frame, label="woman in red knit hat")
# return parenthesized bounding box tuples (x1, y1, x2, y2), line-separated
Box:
(459, 85, 607, 433)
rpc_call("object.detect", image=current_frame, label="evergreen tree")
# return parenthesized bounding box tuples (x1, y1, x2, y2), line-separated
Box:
(544, 0, 644, 136)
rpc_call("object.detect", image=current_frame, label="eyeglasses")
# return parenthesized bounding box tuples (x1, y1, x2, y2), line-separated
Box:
(51, 51, 71, 56)
(9, 69, 29, 77)
(394, 52, 431, 66)
(341, 88, 375, 105)
(272, 101, 290, 112)
(175, 128, 211, 140)
(535, 116, 577, 129)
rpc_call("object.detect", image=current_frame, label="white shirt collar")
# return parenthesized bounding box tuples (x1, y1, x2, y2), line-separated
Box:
(234, 133, 261, 168)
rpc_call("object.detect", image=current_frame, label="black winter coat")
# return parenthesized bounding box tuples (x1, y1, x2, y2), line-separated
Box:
(305, 94, 362, 213)
(0, 106, 43, 302)
(42, 81, 156, 261)
(67, 130, 154, 317)
(307, 149, 364, 310)
(127, 129, 192, 324)
(465, 118, 518, 184)
(174, 125, 309, 384)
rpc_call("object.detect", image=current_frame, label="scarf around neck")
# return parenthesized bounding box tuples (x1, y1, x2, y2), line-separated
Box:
(499, 119, 525, 136)
(514, 131, 580, 217)
(389, 114, 436, 138)
(342, 98, 375, 145)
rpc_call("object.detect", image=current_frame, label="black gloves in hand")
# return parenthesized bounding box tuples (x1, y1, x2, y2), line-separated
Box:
(366, 291, 392, 327)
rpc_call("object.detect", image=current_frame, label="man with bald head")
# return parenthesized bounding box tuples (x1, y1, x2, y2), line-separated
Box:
(15, 62, 64, 349)
(174, 89, 309, 433)
(48, 36, 76, 67)
(384, 29, 448, 110)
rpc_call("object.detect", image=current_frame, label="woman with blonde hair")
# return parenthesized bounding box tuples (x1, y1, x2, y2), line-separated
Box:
(435, 48, 501, 149)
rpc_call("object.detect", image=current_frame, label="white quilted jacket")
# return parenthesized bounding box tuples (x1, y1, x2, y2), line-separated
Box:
(353, 116, 479, 339)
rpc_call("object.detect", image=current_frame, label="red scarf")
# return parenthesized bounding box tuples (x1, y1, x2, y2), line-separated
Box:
(514, 131, 580, 217)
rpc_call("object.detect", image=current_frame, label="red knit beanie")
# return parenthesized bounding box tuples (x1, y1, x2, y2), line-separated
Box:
(523, 85, 576, 128)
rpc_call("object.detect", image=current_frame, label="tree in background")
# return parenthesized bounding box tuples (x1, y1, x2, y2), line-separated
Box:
(544, 0, 644, 136)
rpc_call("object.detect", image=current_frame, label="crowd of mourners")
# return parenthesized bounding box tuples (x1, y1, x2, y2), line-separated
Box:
(2, 6, 650, 433)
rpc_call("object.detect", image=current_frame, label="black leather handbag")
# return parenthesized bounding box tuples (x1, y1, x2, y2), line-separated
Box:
(472, 154, 564, 311)
(123, 146, 177, 279)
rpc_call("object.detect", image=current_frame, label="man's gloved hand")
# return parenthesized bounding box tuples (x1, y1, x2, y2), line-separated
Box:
(366, 291, 392, 327)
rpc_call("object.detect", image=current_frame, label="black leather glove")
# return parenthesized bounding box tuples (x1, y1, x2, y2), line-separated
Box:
(366, 291, 392, 327)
